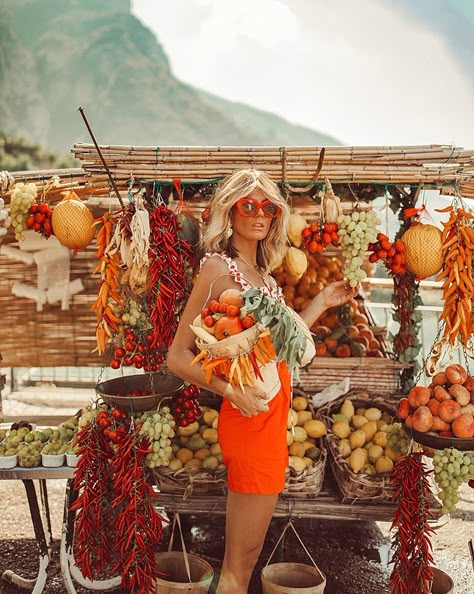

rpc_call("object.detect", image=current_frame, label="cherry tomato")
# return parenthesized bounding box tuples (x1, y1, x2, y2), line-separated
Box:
(134, 362, 143, 369)
(203, 315, 216, 327)
(110, 358, 121, 369)
(137, 343, 146, 354)
(218, 302, 228, 314)
(201, 308, 210, 318)
(182, 387, 193, 398)
(125, 341, 135, 352)
(123, 355, 133, 366)
(29, 204, 39, 214)
(174, 405, 183, 415)
(156, 355, 164, 364)
(180, 418, 190, 427)
(114, 347, 126, 358)
(25, 215, 35, 228)
(111, 408, 123, 419)
(150, 364, 158, 372)
(209, 300, 220, 314)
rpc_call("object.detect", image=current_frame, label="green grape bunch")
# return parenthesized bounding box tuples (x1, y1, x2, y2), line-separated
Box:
(433, 447, 474, 514)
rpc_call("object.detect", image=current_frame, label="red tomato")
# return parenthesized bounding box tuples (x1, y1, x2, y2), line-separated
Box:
(111, 408, 123, 419)
(203, 315, 216, 327)
(241, 315, 255, 329)
(25, 215, 35, 228)
(209, 300, 220, 314)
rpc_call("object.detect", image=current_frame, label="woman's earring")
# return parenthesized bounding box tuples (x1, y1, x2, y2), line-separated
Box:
(226, 221, 233, 238)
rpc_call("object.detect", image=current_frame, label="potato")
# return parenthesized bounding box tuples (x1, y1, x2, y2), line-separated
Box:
(176, 448, 193, 464)
(287, 408, 299, 429)
(305, 446, 321, 461)
(288, 456, 306, 472)
(361, 421, 378, 441)
(210, 442, 221, 456)
(286, 430, 294, 446)
(304, 419, 326, 438)
(355, 407, 367, 416)
(372, 431, 387, 447)
(375, 456, 394, 474)
(202, 428, 219, 444)
(203, 408, 219, 426)
(332, 420, 351, 439)
(194, 448, 211, 460)
(292, 426, 308, 443)
(168, 459, 183, 471)
(184, 458, 202, 469)
(302, 456, 313, 469)
(297, 411, 313, 426)
(349, 448, 367, 473)
(289, 442, 306, 457)
(351, 415, 369, 429)
(202, 455, 219, 471)
(292, 395, 308, 411)
(340, 399, 355, 419)
(303, 439, 316, 452)
(362, 463, 376, 475)
(384, 447, 398, 461)
(338, 439, 352, 458)
(349, 429, 366, 449)
(364, 407, 382, 421)
(367, 444, 384, 463)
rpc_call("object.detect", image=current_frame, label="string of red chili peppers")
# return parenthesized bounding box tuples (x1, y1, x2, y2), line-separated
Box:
(147, 204, 193, 350)
(71, 420, 115, 579)
(110, 418, 167, 594)
(389, 452, 435, 594)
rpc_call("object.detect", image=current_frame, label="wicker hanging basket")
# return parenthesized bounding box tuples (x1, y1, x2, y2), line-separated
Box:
(51, 189, 95, 250)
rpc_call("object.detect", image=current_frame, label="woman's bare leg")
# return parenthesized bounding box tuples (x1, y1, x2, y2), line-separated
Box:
(216, 490, 278, 594)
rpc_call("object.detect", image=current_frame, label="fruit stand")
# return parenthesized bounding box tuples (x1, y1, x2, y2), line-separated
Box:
(1, 143, 474, 593)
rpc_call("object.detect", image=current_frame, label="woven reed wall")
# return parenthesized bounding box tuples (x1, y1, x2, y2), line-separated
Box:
(0, 211, 105, 368)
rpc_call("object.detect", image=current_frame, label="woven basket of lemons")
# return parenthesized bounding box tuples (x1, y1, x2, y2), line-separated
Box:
(400, 223, 443, 278)
(51, 190, 95, 250)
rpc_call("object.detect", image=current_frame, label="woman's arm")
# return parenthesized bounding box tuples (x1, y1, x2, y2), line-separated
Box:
(298, 280, 359, 328)
(167, 258, 270, 416)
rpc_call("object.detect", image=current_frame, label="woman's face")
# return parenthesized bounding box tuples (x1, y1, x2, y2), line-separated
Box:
(230, 188, 274, 242)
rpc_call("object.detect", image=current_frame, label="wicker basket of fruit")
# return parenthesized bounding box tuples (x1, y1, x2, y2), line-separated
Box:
(282, 389, 327, 498)
(316, 390, 400, 503)
(151, 395, 228, 498)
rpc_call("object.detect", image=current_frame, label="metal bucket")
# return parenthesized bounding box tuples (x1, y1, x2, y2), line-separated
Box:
(261, 562, 326, 594)
(96, 372, 183, 412)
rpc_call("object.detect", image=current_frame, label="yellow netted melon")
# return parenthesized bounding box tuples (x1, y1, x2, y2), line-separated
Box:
(400, 223, 443, 277)
(51, 190, 95, 250)
(284, 247, 308, 280)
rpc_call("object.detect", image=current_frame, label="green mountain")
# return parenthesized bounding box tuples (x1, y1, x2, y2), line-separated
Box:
(0, 0, 340, 156)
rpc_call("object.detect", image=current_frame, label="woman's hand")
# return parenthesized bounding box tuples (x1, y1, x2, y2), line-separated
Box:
(318, 280, 359, 309)
(223, 384, 270, 417)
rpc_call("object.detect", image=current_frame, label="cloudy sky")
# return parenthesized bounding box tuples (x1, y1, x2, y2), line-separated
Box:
(132, 0, 474, 147)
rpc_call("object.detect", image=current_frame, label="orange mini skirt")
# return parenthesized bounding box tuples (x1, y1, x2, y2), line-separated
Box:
(217, 362, 291, 494)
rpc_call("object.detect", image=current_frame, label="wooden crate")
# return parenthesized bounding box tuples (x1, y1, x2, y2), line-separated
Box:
(296, 357, 408, 397)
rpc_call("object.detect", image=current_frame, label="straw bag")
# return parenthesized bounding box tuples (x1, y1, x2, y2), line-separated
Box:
(195, 323, 281, 399)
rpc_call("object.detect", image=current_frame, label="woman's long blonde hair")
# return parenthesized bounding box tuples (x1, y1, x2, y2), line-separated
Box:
(201, 169, 290, 272)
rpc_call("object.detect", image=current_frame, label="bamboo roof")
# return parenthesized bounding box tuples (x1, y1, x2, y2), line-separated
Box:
(71, 143, 474, 198)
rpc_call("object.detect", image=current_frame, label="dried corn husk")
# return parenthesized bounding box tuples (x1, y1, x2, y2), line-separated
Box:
(322, 178, 342, 223)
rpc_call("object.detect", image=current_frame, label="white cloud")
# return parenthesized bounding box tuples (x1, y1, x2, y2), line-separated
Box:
(132, 0, 474, 147)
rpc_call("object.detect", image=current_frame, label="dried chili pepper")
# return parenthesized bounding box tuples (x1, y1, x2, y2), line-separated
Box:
(147, 204, 193, 350)
(389, 452, 435, 594)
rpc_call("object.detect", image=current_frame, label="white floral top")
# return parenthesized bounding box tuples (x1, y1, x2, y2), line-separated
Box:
(200, 252, 284, 302)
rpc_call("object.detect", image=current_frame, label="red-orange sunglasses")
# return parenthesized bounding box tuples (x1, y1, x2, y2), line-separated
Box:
(235, 198, 281, 218)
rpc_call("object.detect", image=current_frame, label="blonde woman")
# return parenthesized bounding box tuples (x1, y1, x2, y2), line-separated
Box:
(167, 169, 357, 594)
